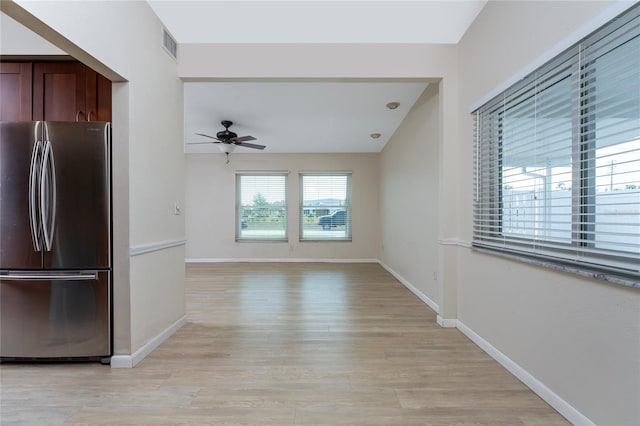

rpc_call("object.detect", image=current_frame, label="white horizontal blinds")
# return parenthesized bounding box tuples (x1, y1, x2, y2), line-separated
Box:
(300, 173, 352, 241)
(502, 62, 576, 248)
(473, 3, 639, 278)
(236, 173, 287, 241)
(474, 51, 578, 250)
(578, 15, 640, 262)
(474, 106, 502, 240)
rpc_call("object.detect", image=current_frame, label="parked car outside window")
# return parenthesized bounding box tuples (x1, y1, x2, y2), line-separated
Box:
(317, 210, 346, 230)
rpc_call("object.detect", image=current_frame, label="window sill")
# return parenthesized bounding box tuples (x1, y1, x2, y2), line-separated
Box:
(472, 245, 640, 289)
(299, 239, 352, 243)
(235, 239, 288, 243)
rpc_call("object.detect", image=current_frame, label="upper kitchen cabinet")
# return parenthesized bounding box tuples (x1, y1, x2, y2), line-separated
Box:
(94, 72, 112, 122)
(0, 62, 33, 121)
(32, 62, 112, 122)
(33, 62, 85, 121)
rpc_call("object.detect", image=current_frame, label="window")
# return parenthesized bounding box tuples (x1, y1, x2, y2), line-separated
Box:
(236, 173, 287, 241)
(473, 4, 640, 282)
(300, 173, 352, 241)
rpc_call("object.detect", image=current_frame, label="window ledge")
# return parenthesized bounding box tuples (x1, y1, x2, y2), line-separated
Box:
(472, 246, 640, 289)
(235, 239, 289, 243)
(300, 239, 352, 243)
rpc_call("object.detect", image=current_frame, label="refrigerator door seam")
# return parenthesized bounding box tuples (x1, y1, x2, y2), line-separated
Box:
(28, 137, 43, 252)
(40, 137, 56, 252)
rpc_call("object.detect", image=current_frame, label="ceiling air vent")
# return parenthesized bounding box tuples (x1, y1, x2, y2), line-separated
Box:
(162, 28, 177, 60)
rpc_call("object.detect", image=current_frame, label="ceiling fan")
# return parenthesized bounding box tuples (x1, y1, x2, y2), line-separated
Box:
(189, 120, 265, 162)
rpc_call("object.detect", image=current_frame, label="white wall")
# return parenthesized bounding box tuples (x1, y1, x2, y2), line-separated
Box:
(5, 0, 186, 356)
(186, 153, 380, 261)
(380, 83, 440, 309)
(179, 44, 456, 80)
(179, 44, 457, 268)
(0, 11, 64, 55)
(457, 2, 640, 424)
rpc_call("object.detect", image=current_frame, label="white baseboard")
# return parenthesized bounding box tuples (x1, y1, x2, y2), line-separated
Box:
(110, 315, 187, 369)
(186, 258, 379, 263)
(378, 261, 439, 313)
(436, 315, 458, 328)
(109, 355, 134, 368)
(456, 320, 595, 426)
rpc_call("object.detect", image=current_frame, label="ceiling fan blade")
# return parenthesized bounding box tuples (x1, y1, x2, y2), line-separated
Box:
(195, 132, 221, 141)
(186, 141, 221, 145)
(231, 135, 256, 142)
(236, 142, 266, 150)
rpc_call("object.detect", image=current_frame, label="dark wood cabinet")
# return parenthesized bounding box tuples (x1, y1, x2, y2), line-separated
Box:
(0, 62, 33, 121)
(33, 62, 86, 121)
(94, 73, 112, 122)
(33, 62, 112, 122)
(1, 61, 111, 122)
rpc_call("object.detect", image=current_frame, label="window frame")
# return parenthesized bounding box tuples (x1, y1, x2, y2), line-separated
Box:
(472, 4, 640, 285)
(235, 171, 289, 242)
(299, 172, 352, 242)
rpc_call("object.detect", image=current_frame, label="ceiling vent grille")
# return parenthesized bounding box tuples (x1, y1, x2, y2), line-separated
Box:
(162, 28, 177, 60)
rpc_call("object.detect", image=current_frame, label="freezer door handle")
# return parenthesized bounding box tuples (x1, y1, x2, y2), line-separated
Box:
(0, 271, 98, 281)
(40, 137, 57, 252)
(29, 138, 43, 252)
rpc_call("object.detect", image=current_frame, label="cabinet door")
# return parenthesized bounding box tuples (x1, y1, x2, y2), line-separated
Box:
(0, 63, 33, 121)
(33, 62, 86, 121)
(95, 73, 112, 122)
(85, 70, 112, 122)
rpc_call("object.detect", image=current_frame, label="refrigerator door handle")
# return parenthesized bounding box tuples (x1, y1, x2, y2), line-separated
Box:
(0, 271, 98, 281)
(28, 139, 43, 251)
(40, 138, 57, 252)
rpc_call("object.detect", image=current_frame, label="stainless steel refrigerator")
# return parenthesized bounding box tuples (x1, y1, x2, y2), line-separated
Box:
(0, 121, 111, 361)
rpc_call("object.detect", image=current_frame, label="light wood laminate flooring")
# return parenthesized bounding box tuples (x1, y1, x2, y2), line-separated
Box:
(1, 263, 569, 425)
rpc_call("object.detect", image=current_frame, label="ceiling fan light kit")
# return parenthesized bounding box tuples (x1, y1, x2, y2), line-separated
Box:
(188, 120, 266, 162)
